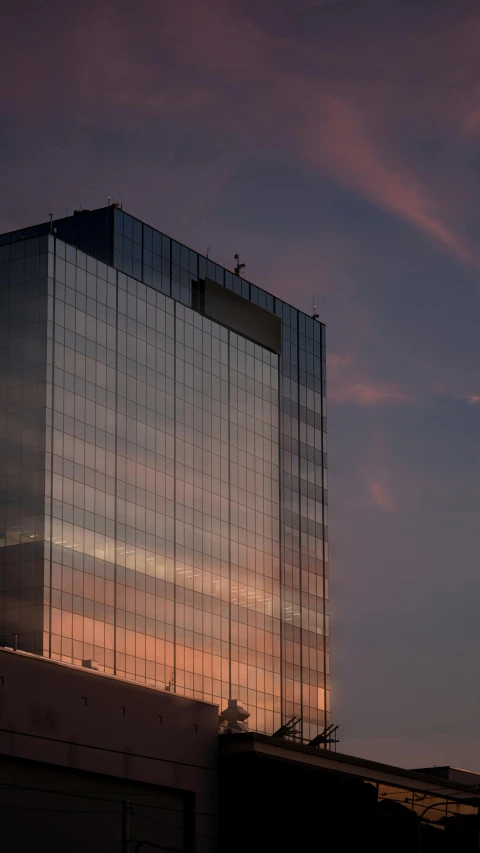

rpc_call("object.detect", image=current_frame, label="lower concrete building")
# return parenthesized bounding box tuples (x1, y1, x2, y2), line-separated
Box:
(0, 647, 218, 852)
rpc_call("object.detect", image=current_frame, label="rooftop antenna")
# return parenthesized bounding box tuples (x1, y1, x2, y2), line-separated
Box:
(308, 723, 339, 751)
(49, 213, 53, 235)
(312, 297, 319, 321)
(107, 196, 111, 206)
(206, 244, 211, 259)
(273, 716, 302, 741)
(234, 253, 246, 277)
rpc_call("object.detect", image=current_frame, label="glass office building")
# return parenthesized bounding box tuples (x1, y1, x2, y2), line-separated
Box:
(0, 207, 328, 740)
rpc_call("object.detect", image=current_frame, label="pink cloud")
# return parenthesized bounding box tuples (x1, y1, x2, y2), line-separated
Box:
(432, 380, 480, 406)
(328, 357, 480, 409)
(330, 382, 413, 407)
(368, 479, 392, 511)
(300, 93, 480, 270)
(328, 353, 352, 371)
(327, 353, 413, 406)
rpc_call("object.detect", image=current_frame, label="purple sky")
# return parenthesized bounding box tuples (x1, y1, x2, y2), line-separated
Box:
(3, 0, 480, 769)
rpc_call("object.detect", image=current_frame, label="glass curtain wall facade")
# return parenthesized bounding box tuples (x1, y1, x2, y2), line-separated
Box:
(0, 209, 328, 740)
(0, 236, 48, 654)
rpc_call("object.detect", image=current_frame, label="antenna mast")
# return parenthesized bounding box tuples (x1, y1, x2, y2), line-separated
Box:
(234, 253, 246, 276)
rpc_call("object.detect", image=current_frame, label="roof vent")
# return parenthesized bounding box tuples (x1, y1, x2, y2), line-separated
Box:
(219, 698, 250, 734)
(82, 659, 99, 671)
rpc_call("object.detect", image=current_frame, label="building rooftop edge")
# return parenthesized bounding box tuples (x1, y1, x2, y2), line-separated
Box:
(0, 647, 219, 709)
(219, 732, 480, 795)
(414, 765, 480, 775)
(0, 206, 326, 328)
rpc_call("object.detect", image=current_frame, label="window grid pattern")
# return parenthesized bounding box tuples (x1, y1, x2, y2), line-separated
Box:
(43, 239, 285, 732)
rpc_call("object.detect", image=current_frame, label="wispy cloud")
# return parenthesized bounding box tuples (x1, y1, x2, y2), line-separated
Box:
(302, 94, 480, 270)
(368, 479, 393, 511)
(330, 382, 413, 406)
(328, 352, 413, 406)
(328, 353, 352, 371)
(431, 380, 480, 406)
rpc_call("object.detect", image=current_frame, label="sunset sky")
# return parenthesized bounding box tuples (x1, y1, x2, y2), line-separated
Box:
(2, 0, 480, 768)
